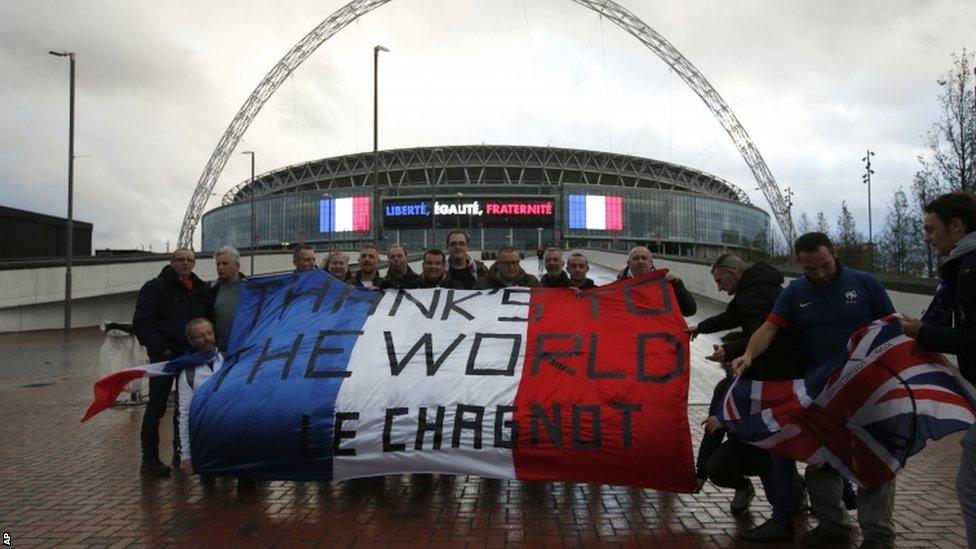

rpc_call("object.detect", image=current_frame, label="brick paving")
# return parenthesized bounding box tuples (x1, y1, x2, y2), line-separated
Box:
(0, 307, 968, 547)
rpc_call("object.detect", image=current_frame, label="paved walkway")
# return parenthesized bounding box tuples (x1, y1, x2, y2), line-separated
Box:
(0, 269, 967, 547)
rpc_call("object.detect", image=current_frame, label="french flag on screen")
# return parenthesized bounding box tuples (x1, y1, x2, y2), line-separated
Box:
(568, 194, 623, 230)
(320, 196, 371, 233)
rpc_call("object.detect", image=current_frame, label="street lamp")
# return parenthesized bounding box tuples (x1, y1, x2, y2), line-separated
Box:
(373, 45, 390, 245)
(49, 50, 75, 333)
(241, 151, 256, 276)
(862, 150, 875, 270)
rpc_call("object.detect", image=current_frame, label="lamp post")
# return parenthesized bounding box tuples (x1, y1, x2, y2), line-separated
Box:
(373, 45, 390, 245)
(49, 50, 74, 333)
(242, 151, 256, 276)
(862, 150, 875, 270)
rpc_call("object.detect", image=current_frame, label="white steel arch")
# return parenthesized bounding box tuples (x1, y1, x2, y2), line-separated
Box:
(177, 0, 795, 249)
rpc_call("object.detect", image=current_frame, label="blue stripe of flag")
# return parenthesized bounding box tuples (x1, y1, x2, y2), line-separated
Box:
(319, 199, 335, 233)
(568, 194, 586, 229)
(190, 270, 379, 480)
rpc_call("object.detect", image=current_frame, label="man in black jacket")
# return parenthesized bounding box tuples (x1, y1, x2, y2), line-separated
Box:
(618, 245, 696, 316)
(900, 192, 976, 546)
(417, 249, 462, 288)
(133, 248, 212, 476)
(567, 253, 596, 289)
(540, 247, 571, 287)
(687, 253, 805, 542)
(380, 244, 421, 290)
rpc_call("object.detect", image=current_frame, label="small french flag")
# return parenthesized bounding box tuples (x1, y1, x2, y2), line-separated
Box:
(81, 350, 220, 422)
(568, 194, 623, 231)
(320, 196, 371, 233)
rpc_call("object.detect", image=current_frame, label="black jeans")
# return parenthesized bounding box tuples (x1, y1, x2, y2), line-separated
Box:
(705, 438, 802, 526)
(704, 437, 771, 489)
(140, 376, 174, 465)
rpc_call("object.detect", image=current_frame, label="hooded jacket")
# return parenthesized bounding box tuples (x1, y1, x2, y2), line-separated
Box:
(379, 265, 421, 290)
(919, 232, 976, 384)
(133, 265, 212, 362)
(540, 270, 572, 288)
(698, 261, 806, 380)
(476, 263, 540, 289)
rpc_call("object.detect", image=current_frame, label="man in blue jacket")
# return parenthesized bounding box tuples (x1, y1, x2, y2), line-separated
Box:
(132, 248, 211, 476)
(732, 233, 895, 548)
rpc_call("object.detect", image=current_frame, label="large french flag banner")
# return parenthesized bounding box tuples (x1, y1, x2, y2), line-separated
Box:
(718, 315, 976, 488)
(190, 269, 696, 491)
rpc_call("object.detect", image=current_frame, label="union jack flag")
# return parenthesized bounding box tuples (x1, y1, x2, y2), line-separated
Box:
(718, 314, 976, 488)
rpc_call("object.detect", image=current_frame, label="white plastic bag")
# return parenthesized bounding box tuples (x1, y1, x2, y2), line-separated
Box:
(99, 322, 149, 401)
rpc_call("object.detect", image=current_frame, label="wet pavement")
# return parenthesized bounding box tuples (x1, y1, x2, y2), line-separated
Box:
(0, 264, 965, 547)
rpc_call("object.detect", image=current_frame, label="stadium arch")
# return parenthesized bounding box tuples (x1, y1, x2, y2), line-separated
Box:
(177, 0, 796, 249)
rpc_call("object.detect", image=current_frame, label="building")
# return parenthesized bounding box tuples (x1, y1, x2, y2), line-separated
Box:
(201, 145, 769, 258)
(0, 205, 92, 259)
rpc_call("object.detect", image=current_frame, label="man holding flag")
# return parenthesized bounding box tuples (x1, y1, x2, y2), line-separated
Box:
(731, 233, 896, 548)
(899, 192, 976, 545)
(132, 248, 211, 477)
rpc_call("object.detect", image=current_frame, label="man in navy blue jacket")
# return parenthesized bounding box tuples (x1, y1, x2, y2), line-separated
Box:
(732, 233, 895, 548)
(900, 192, 976, 546)
(133, 248, 211, 476)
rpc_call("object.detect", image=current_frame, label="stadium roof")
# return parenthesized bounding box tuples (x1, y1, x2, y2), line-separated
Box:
(222, 144, 750, 206)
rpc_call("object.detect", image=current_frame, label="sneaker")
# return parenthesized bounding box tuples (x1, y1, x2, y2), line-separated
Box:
(738, 520, 794, 543)
(730, 483, 755, 514)
(801, 525, 850, 547)
(140, 461, 172, 477)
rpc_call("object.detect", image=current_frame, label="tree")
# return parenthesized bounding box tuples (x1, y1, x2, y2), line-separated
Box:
(797, 212, 812, 235)
(922, 49, 976, 193)
(877, 188, 921, 275)
(836, 201, 870, 269)
(911, 165, 943, 277)
(815, 211, 831, 235)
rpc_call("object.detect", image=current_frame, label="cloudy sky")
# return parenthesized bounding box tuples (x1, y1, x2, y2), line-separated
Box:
(1, 0, 973, 251)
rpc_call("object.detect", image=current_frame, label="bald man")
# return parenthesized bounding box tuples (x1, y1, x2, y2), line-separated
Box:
(618, 245, 696, 316)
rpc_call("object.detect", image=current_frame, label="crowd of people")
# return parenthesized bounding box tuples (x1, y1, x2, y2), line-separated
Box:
(127, 192, 976, 549)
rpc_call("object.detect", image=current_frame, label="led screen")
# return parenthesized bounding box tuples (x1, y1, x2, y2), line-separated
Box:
(382, 197, 555, 229)
(568, 194, 623, 231)
(319, 196, 371, 233)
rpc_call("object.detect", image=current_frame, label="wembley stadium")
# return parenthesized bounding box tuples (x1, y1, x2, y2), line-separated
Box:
(200, 144, 770, 258)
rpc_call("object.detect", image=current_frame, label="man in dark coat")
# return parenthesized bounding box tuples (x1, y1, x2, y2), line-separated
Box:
(133, 248, 211, 476)
(476, 246, 539, 289)
(900, 192, 976, 546)
(617, 245, 696, 316)
(380, 244, 421, 290)
(539, 247, 572, 288)
(687, 253, 806, 542)
(417, 249, 462, 289)
(446, 229, 488, 289)
(567, 252, 596, 289)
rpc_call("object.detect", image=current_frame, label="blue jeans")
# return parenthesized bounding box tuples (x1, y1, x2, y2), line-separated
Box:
(956, 422, 976, 548)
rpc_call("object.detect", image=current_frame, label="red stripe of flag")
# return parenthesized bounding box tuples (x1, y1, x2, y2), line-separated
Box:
(512, 273, 695, 491)
(352, 196, 370, 232)
(605, 195, 623, 231)
(82, 368, 150, 422)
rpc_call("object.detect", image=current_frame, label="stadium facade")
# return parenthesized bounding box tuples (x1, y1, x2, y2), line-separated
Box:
(201, 145, 770, 258)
